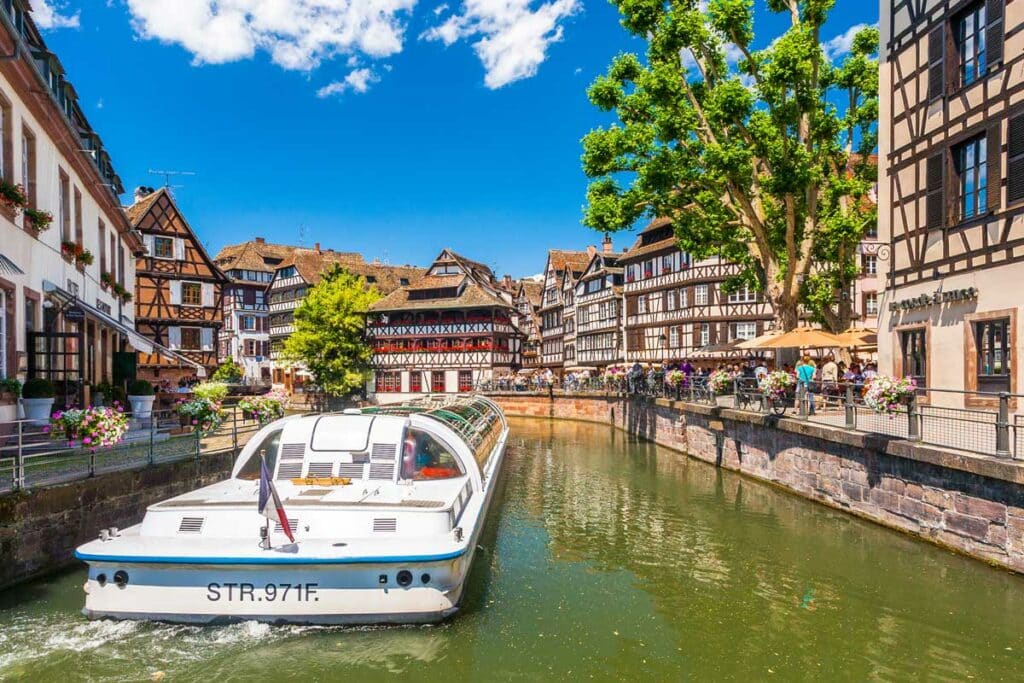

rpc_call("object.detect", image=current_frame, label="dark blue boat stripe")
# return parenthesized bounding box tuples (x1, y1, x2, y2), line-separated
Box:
(74, 548, 466, 565)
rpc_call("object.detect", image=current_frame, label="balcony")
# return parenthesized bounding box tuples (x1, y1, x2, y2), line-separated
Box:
(540, 326, 564, 338)
(365, 322, 515, 338)
(577, 348, 622, 364)
(371, 351, 515, 368)
(576, 317, 619, 334)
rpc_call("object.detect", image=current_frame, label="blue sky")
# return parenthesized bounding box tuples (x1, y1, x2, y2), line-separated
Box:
(40, 0, 877, 278)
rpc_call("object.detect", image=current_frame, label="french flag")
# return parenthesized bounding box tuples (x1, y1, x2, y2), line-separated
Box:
(259, 456, 295, 543)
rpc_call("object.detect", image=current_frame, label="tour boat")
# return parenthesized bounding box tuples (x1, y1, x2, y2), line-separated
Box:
(74, 395, 508, 625)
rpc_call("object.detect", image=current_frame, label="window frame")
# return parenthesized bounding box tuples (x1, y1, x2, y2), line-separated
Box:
(956, 2, 987, 87)
(953, 134, 988, 222)
(181, 282, 202, 307)
(152, 236, 175, 260)
(179, 326, 202, 350)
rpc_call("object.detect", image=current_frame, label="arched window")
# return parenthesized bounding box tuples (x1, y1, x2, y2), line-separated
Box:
(401, 428, 464, 480)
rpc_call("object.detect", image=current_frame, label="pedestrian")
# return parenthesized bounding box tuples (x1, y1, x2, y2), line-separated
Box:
(796, 354, 817, 415)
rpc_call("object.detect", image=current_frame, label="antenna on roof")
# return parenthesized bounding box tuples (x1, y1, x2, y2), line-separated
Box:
(380, 250, 390, 265)
(148, 169, 196, 190)
(297, 223, 307, 247)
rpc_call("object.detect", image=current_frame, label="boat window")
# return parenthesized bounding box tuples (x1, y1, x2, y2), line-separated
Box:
(401, 428, 464, 480)
(236, 429, 282, 480)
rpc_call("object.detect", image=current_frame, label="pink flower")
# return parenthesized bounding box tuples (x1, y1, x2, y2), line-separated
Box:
(42, 426, 50, 433)
(82, 436, 92, 444)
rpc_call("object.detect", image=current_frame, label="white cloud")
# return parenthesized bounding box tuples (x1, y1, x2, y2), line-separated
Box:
(433, 3, 449, 15)
(824, 23, 876, 60)
(573, 66, 581, 75)
(316, 67, 380, 97)
(125, 0, 416, 71)
(32, 0, 80, 29)
(421, 0, 579, 89)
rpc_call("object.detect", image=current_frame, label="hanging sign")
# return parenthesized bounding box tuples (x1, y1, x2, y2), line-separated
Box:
(64, 305, 86, 323)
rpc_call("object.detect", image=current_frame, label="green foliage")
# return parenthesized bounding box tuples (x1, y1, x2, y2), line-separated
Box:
(192, 381, 229, 403)
(1, 377, 21, 397)
(22, 377, 55, 399)
(581, 1, 878, 331)
(127, 379, 154, 396)
(211, 359, 245, 383)
(280, 265, 382, 396)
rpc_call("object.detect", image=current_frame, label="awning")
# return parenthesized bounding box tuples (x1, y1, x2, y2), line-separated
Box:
(0, 254, 24, 275)
(42, 280, 207, 377)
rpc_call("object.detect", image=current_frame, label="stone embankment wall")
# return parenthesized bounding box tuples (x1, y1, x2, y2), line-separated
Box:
(491, 392, 1024, 574)
(0, 454, 234, 590)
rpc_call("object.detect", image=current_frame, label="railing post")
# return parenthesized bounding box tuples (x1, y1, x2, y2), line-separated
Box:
(733, 379, 741, 409)
(907, 395, 921, 441)
(195, 428, 202, 462)
(15, 419, 23, 491)
(232, 407, 239, 454)
(845, 384, 856, 429)
(149, 410, 156, 466)
(797, 383, 808, 419)
(996, 392, 1011, 456)
(88, 448, 95, 477)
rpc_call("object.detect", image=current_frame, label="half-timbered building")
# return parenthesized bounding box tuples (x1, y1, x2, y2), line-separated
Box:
(621, 219, 773, 364)
(513, 279, 543, 369)
(128, 187, 228, 382)
(878, 0, 1023, 405)
(538, 248, 591, 372)
(213, 237, 293, 384)
(366, 249, 521, 402)
(574, 249, 625, 369)
(268, 246, 423, 394)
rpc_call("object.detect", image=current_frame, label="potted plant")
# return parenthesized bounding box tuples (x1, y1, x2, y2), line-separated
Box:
(0, 180, 27, 209)
(126, 379, 156, 418)
(23, 207, 52, 232)
(176, 397, 224, 434)
(50, 405, 129, 451)
(21, 377, 55, 425)
(92, 380, 115, 407)
(0, 377, 21, 404)
(61, 240, 79, 260)
(76, 249, 95, 266)
(100, 271, 115, 290)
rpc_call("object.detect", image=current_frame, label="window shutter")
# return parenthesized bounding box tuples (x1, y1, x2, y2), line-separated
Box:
(144, 234, 154, 255)
(926, 152, 945, 228)
(928, 25, 945, 101)
(1008, 112, 1024, 204)
(201, 283, 214, 307)
(986, 0, 1004, 67)
(174, 238, 185, 260)
(988, 122, 1002, 213)
(201, 328, 213, 350)
(168, 326, 181, 349)
(169, 281, 181, 305)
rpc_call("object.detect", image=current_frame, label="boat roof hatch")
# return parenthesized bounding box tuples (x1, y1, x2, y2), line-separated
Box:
(310, 414, 377, 452)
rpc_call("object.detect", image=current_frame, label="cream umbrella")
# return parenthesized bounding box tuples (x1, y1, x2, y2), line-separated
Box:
(835, 327, 878, 348)
(753, 326, 847, 349)
(736, 330, 783, 350)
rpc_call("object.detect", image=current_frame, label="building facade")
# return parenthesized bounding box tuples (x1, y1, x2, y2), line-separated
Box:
(214, 238, 293, 384)
(573, 249, 625, 369)
(128, 187, 227, 383)
(878, 0, 1023, 406)
(366, 249, 521, 402)
(512, 279, 543, 369)
(538, 249, 591, 372)
(268, 247, 423, 394)
(0, 2, 146, 417)
(621, 219, 774, 363)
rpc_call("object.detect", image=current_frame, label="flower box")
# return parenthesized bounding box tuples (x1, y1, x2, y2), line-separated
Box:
(25, 208, 53, 233)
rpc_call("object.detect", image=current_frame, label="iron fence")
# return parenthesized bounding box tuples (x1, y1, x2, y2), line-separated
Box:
(0, 406, 266, 494)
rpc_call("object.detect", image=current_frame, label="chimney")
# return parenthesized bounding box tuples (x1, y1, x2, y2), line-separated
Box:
(314, 242, 321, 253)
(133, 186, 149, 203)
(602, 234, 613, 254)
(254, 237, 265, 245)
(503, 274, 513, 289)
(586, 245, 597, 257)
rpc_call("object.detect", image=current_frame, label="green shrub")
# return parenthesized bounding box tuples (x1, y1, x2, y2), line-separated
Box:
(127, 379, 154, 396)
(211, 359, 244, 383)
(1, 377, 22, 397)
(22, 377, 55, 399)
(193, 381, 229, 403)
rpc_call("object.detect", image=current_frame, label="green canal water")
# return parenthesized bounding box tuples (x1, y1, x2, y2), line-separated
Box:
(3, 417, 1024, 681)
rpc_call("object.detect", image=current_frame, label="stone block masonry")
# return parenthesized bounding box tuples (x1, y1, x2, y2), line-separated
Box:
(0, 453, 234, 590)
(490, 392, 1024, 574)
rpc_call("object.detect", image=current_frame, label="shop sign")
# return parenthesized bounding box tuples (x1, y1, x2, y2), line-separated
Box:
(64, 305, 86, 323)
(888, 287, 978, 312)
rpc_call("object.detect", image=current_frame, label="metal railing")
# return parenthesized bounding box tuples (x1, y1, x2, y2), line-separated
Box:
(0, 406, 266, 494)
(482, 378, 1024, 460)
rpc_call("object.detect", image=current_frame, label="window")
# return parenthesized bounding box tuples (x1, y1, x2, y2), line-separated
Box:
(975, 318, 1011, 392)
(0, 289, 6, 378)
(678, 288, 688, 308)
(400, 278, 409, 286)
(901, 328, 927, 388)
(431, 371, 446, 393)
(153, 236, 174, 259)
(401, 428, 464, 480)
(278, 266, 297, 278)
(235, 430, 282, 480)
(955, 135, 987, 220)
(865, 292, 879, 316)
(180, 327, 202, 350)
(181, 282, 202, 306)
(668, 325, 679, 348)
(727, 285, 757, 304)
(59, 170, 70, 242)
(245, 339, 260, 356)
(638, 295, 647, 314)
(957, 3, 987, 86)
(699, 323, 710, 347)
(458, 370, 473, 392)
(695, 285, 709, 306)
(0, 94, 10, 183)
(240, 315, 256, 331)
(862, 254, 877, 276)
(732, 322, 757, 340)
(410, 371, 422, 393)
(98, 221, 106, 273)
(20, 125, 35, 206)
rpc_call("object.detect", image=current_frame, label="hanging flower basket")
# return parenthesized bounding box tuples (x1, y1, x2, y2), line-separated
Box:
(666, 369, 686, 387)
(100, 271, 115, 290)
(50, 405, 129, 451)
(708, 369, 738, 394)
(24, 208, 53, 232)
(76, 249, 94, 266)
(175, 397, 225, 435)
(863, 376, 918, 416)
(761, 371, 796, 399)
(0, 180, 27, 210)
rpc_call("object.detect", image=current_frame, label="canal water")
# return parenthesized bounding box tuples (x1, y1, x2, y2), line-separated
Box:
(2, 417, 1024, 681)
